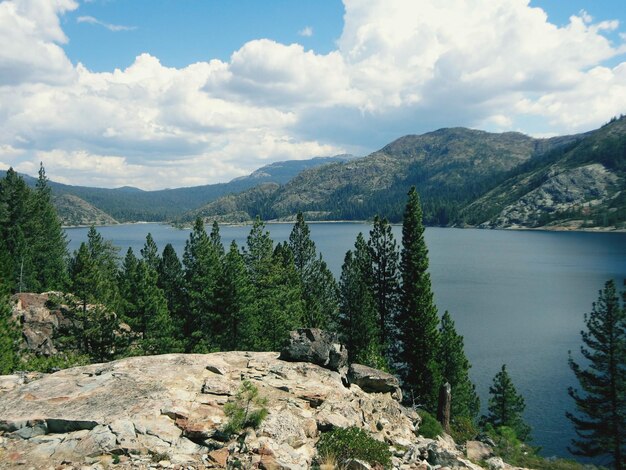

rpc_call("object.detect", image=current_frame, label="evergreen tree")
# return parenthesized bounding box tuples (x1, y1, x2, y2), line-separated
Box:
(244, 219, 303, 351)
(210, 221, 225, 258)
(140, 233, 160, 272)
(182, 218, 220, 352)
(214, 241, 253, 350)
(28, 163, 68, 292)
(438, 311, 480, 420)
(567, 280, 625, 469)
(398, 187, 441, 408)
(117, 248, 140, 329)
(0, 168, 33, 292)
(0, 293, 20, 374)
(338, 234, 382, 367)
(484, 364, 531, 442)
(288, 212, 338, 329)
(368, 215, 400, 352)
(157, 243, 185, 336)
(69, 227, 119, 312)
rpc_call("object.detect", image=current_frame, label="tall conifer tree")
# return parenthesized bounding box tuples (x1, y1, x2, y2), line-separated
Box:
(368, 215, 400, 352)
(398, 187, 440, 408)
(288, 212, 338, 329)
(157, 244, 185, 335)
(567, 280, 625, 469)
(140, 233, 160, 272)
(438, 311, 480, 420)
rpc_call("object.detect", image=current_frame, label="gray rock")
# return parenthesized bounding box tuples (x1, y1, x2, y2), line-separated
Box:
(347, 363, 402, 401)
(466, 440, 493, 461)
(279, 328, 348, 372)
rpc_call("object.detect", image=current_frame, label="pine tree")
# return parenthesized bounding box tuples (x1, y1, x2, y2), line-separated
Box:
(338, 234, 382, 367)
(567, 280, 625, 469)
(438, 311, 480, 420)
(368, 215, 400, 352)
(28, 163, 69, 292)
(484, 364, 531, 441)
(157, 243, 185, 336)
(0, 293, 20, 374)
(182, 218, 220, 352)
(398, 187, 440, 408)
(288, 212, 338, 329)
(214, 241, 253, 350)
(140, 233, 160, 272)
(117, 248, 140, 329)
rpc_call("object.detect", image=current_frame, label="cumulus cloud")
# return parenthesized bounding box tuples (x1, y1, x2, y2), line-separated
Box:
(76, 15, 136, 32)
(0, 0, 624, 189)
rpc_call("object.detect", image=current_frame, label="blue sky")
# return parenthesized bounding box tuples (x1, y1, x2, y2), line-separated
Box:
(0, 0, 625, 189)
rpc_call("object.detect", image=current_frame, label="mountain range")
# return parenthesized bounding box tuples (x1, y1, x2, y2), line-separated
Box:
(3, 117, 625, 230)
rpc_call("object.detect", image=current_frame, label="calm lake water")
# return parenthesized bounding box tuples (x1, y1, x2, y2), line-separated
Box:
(65, 222, 626, 461)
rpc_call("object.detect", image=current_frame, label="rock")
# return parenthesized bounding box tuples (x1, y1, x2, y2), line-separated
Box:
(208, 447, 229, 467)
(345, 458, 372, 469)
(347, 363, 402, 401)
(279, 328, 348, 372)
(466, 441, 492, 461)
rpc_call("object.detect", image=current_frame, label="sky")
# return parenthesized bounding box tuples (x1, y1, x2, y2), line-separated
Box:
(0, 0, 625, 190)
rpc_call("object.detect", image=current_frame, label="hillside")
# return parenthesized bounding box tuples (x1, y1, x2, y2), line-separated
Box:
(1, 155, 353, 225)
(462, 116, 626, 229)
(181, 127, 585, 225)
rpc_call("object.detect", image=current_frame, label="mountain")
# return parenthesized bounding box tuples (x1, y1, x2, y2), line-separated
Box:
(180, 126, 587, 225)
(0, 155, 354, 225)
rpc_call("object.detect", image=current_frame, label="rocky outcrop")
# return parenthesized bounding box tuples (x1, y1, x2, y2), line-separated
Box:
(0, 352, 516, 470)
(279, 328, 348, 373)
(347, 363, 402, 402)
(10, 292, 70, 356)
(482, 163, 620, 229)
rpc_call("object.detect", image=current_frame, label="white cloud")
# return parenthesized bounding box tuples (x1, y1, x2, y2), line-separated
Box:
(77, 15, 135, 32)
(0, 0, 625, 189)
(298, 26, 313, 37)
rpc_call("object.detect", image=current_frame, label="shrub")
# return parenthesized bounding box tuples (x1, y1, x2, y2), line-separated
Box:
(316, 426, 392, 469)
(450, 416, 478, 443)
(417, 410, 443, 439)
(223, 380, 268, 436)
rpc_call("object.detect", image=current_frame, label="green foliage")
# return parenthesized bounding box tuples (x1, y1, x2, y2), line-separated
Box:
(338, 234, 381, 366)
(368, 215, 400, 356)
(567, 280, 626, 469)
(438, 311, 480, 420)
(157, 243, 186, 337)
(450, 416, 478, 443)
(20, 352, 90, 373)
(398, 187, 441, 409)
(223, 380, 268, 436)
(316, 426, 392, 469)
(288, 212, 339, 329)
(0, 294, 20, 374)
(483, 425, 598, 470)
(417, 410, 444, 439)
(484, 364, 531, 442)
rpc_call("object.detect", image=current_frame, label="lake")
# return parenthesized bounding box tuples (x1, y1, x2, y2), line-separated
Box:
(65, 222, 626, 461)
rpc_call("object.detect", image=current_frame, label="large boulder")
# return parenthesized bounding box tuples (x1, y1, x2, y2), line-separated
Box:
(279, 328, 348, 372)
(347, 363, 402, 402)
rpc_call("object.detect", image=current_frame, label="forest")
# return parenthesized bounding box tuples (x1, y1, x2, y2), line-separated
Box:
(0, 166, 624, 469)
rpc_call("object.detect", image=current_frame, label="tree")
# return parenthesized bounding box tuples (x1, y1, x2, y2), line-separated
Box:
(484, 364, 531, 442)
(28, 163, 68, 292)
(0, 293, 20, 374)
(182, 218, 221, 352)
(214, 241, 253, 351)
(567, 280, 625, 469)
(368, 215, 400, 353)
(140, 233, 160, 272)
(288, 212, 338, 329)
(398, 187, 441, 408)
(438, 311, 480, 420)
(157, 243, 185, 335)
(338, 233, 382, 367)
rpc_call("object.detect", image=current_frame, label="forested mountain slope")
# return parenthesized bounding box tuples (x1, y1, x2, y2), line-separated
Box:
(182, 127, 586, 225)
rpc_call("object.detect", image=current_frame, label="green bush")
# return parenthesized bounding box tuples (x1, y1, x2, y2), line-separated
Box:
(450, 416, 478, 443)
(316, 426, 392, 469)
(417, 410, 443, 439)
(223, 380, 268, 436)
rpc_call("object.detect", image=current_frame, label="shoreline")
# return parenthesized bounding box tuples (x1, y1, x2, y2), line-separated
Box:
(63, 220, 626, 233)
